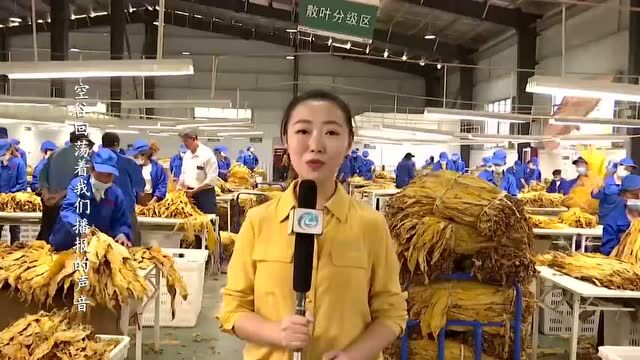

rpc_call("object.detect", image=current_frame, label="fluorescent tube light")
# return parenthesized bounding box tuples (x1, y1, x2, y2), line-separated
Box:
(197, 126, 253, 131)
(526, 75, 640, 101)
(121, 99, 231, 109)
(111, 129, 140, 134)
(193, 107, 249, 118)
(424, 34, 436, 39)
(9, 17, 21, 22)
(217, 131, 263, 136)
(0, 59, 194, 79)
(551, 116, 640, 128)
(177, 121, 251, 129)
(128, 125, 178, 129)
(424, 107, 531, 123)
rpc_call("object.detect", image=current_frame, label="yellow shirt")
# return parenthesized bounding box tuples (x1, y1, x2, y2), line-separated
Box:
(217, 181, 407, 360)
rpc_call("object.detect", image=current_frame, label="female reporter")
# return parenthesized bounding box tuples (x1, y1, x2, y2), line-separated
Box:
(218, 91, 407, 360)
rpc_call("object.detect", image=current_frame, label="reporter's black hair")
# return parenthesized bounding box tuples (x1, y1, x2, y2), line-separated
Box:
(280, 90, 355, 141)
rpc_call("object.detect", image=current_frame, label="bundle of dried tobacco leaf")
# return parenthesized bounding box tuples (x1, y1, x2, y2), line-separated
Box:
(612, 220, 640, 264)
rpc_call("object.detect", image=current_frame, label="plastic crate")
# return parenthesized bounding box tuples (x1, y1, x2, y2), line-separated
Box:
(598, 346, 640, 360)
(603, 312, 640, 346)
(96, 335, 130, 360)
(140, 248, 209, 327)
(539, 289, 600, 336)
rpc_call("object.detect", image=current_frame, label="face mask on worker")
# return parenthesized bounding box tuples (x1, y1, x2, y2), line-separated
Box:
(554, 176, 561, 181)
(134, 158, 144, 166)
(90, 176, 112, 201)
(529, 164, 536, 169)
(617, 167, 630, 178)
(486, 164, 493, 170)
(494, 165, 503, 173)
(440, 161, 447, 166)
(576, 166, 587, 175)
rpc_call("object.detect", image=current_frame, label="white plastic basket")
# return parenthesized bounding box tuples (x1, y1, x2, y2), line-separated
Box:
(140, 248, 209, 327)
(539, 289, 600, 336)
(140, 230, 182, 248)
(96, 335, 130, 360)
(603, 312, 640, 346)
(598, 346, 640, 360)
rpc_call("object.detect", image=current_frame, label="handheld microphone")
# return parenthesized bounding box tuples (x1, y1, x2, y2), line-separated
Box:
(292, 180, 322, 359)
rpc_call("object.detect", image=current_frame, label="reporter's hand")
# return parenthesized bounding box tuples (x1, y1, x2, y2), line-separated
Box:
(322, 351, 352, 360)
(279, 313, 314, 350)
(114, 234, 132, 247)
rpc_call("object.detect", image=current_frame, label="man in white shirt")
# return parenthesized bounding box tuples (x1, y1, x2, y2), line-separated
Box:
(177, 130, 218, 214)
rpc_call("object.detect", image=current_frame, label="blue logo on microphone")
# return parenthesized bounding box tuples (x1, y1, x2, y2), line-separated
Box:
(298, 212, 319, 231)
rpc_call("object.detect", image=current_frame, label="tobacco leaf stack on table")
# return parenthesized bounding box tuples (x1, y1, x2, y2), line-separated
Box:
(384, 170, 536, 360)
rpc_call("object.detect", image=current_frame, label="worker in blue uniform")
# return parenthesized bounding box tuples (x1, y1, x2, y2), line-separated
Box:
(546, 169, 572, 195)
(241, 145, 259, 171)
(30, 140, 57, 193)
(478, 149, 519, 196)
(396, 152, 416, 188)
(358, 150, 375, 180)
(480, 156, 492, 171)
(564, 156, 589, 193)
(522, 157, 542, 188)
(214, 145, 232, 181)
(49, 148, 133, 251)
(450, 153, 465, 173)
(128, 139, 168, 206)
(169, 144, 187, 181)
(102, 132, 145, 246)
(10, 139, 27, 166)
(236, 150, 245, 163)
(621, 174, 640, 223)
(337, 155, 352, 183)
(594, 157, 637, 255)
(432, 152, 454, 171)
(0, 139, 26, 243)
(348, 149, 364, 177)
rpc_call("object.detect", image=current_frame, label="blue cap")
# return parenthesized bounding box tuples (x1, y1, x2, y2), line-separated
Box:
(10, 139, 19, 146)
(492, 149, 507, 166)
(91, 148, 119, 176)
(214, 145, 229, 153)
(179, 144, 187, 153)
(439, 152, 448, 161)
(529, 157, 539, 166)
(351, 149, 358, 156)
(40, 140, 57, 152)
(622, 174, 640, 191)
(0, 139, 10, 156)
(482, 156, 492, 166)
(362, 150, 369, 158)
(451, 153, 459, 161)
(618, 157, 637, 169)
(515, 160, 522, 166)
(128, 139, 150, 157)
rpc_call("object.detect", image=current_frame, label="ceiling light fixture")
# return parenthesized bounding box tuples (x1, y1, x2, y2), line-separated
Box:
(181, 50, 191, 55)
(424, 107, 532, 123)
(436, 63, 442, 70)
(424, 33, 436, 40)
(9, 17, 21, 22)
(419, 57, 426, 66)
(128, 125, 177, 129)
(0, 59, 194, 79)
(383, 49, 389, 58)
(178, 121, 251, 128)
(286, 28, 297, 33)
(328, 37, 333, 46)
(286, 55, 295, 60)
(216, 131, 263, 136)
(121, 98, 230, 109)
(111, 129, 140, 134)
(365, 45, 370, 54)
(69, 48, 80, 52)
(401, 52, 408, 61)
(526, 75, 640, 101)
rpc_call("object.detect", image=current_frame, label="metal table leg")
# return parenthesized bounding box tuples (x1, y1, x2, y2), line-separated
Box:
(570, 294, 580, 360)
(531, 276, 540, 360)
(580, 234, 586, 252)
(571, 235, 577, 253)
(136, 311, 142, 360)
(154, 267, 160, 352)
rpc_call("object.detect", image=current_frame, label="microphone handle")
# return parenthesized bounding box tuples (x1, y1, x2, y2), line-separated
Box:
(293, 292, 306, 360)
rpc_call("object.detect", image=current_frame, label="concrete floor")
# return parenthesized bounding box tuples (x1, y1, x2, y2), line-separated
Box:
(133, 275, 244, 360)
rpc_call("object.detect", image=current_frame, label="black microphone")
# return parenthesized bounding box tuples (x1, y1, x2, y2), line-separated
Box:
(292, 180, 321, 359)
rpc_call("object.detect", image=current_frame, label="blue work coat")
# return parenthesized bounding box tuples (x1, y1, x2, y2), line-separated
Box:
(592, 175, 627, 226)
(217, 157, 232, 181)
(49, 176, 132, 251)
(169, 154, 183, 180)
(112, 150, 145, 213)
(478, 170, 519, 196)
(0, 157, 27, 193)
(451, 160, 466, 173)
(523, 168, 542, 185)
(432, 160, 456, 172)
(241, 152, 259, 171)
(17, 148, 27, 166)
(349, 155, 364, 176)
(396, 159, 416, 188)
(148, 159, 169, 200)
(358, 158, 375, 180)
(30, 158, 47, 192)
(546, 178, 572, 195)
(337, 158, 351, 182)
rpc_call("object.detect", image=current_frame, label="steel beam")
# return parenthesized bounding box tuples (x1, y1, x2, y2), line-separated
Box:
(629, 0, 640, 160)
(403, 0, 539, 29)
(110, 0, 126, 116)
(50, 0, 69, 98)
(0, 30, 7, 95)
(142, 9, 158, 116)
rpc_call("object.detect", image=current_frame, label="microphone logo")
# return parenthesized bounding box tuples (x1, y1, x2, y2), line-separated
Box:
(292, 208, 324, 235)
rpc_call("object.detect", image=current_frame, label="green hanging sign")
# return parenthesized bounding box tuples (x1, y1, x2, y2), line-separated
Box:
(298, 0, 379, 44)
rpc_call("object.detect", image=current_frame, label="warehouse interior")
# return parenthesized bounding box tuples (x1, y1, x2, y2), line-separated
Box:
(0, 0, 639, 359)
